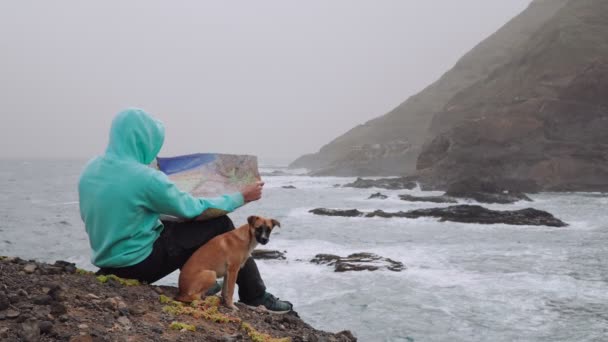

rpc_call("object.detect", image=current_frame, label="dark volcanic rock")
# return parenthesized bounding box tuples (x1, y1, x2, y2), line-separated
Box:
(405, 205, 567, 227)
(310, 205, 566, 227)
(399, 194, 457, 203)
(365, 210, 411, 218)
(0, 257, 356, 342)
(251, 249, 286, 260)
(343, 177, 417, 190)
(311, 253, 405, 272)
(309, 208, 364, 217)
(368, 192, 388, 200)
(444, 179, 533, 204)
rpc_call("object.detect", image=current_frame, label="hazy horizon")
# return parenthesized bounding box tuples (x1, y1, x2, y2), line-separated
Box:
(0, 0, 532, 163)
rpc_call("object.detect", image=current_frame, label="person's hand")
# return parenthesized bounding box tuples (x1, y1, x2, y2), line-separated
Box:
(241, 181, 264, 203)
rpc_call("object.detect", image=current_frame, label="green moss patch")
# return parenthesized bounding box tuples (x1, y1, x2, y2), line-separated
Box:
(169, 321, 196, 332)
(241, 322, 291, 342)
(96, 274, 140, 286)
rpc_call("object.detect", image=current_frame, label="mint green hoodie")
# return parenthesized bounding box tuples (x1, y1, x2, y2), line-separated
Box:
(78, 108, 244, 268)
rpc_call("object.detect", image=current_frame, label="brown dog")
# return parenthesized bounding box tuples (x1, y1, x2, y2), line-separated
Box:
(176, 215, 280, 310)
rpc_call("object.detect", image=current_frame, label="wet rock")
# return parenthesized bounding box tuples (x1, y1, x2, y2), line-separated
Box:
(399, 194, 457, 203)
(23, 264, 37, 274)
(364, 210, 411, 218)
(32, 295, 53, 306)
(343, 177, 417, 190)
(403, 205, 567, 227)
(367, 192, 388, 200)
(282, 185, 297, 189)
(311, 253, 405, 272)
(251, 249, 286, 260)
(309, 208, 364, 217)
(19, 318, 40, 342)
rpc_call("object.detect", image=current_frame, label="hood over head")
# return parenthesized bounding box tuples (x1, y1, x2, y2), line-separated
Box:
(105, 108, 165, 164)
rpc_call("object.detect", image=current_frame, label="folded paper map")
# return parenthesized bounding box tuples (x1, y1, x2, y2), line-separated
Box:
(153, 153, 261, 220)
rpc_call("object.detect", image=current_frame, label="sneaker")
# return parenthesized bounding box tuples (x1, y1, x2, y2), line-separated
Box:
(240, 292, 294, 314)
(204, 281, 222, 296)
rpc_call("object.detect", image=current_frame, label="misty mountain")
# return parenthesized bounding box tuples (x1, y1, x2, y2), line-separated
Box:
(417, 0, 608, 191)
(289, 0, 569, 176)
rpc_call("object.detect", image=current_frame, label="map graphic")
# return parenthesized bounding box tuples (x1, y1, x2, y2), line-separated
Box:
(153, 153, 261, 220)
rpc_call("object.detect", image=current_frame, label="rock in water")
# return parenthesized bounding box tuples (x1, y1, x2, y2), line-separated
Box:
(309, 208, 364, 217)
(311, 253, 405, 272)
(404, 205, 567, 227)
(251, 249, 286, 260)
(310, 206, 567, 227)
(399, 194, 457, 203)
(343, 177, 417, 190)
(368, 192, 388, 200)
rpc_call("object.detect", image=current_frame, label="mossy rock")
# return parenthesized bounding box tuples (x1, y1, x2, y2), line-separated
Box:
(96, 274, 140, 286)
(241, 322, 291, 342)
(169, 321, 196, 332)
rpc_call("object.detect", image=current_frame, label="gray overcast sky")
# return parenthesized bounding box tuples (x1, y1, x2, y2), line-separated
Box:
(0, 0, 531, 164)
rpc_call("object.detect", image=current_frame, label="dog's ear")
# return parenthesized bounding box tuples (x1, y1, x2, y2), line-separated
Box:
(248, 216, 258, 227)
(270, 219, 281, 228)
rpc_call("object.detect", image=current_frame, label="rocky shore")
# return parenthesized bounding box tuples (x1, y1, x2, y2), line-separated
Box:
(0, 257, 356, 342)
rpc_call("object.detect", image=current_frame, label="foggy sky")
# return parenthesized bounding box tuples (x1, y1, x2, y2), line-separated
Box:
(0, 0, 531, 164)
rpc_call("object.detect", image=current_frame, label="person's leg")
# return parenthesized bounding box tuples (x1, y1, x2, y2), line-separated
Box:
(161, 216, 267, 301)
(97, 216, 239, 284)
(97, 215, 267, 299)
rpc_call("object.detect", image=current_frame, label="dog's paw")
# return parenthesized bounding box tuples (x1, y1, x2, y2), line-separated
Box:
(226, 304, 240, 311)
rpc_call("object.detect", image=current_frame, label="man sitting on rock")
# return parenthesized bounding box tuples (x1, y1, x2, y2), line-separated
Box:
(78, 108, 293, 314)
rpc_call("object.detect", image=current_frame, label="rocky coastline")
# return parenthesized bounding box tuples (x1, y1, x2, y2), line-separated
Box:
(0, 257, 356, 342)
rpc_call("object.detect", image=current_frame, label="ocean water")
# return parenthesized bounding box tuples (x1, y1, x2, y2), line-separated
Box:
(1, 159, 607, 342)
